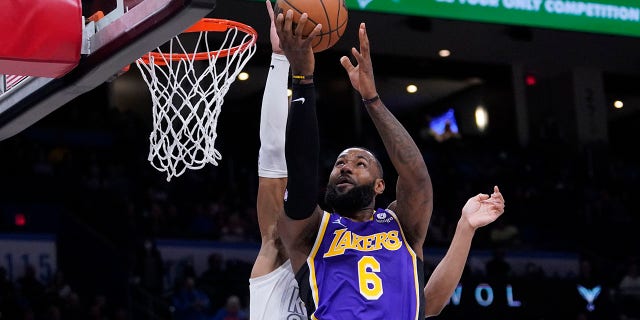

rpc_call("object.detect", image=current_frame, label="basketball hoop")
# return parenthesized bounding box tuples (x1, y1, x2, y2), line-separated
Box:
(135, 18, 257, 181)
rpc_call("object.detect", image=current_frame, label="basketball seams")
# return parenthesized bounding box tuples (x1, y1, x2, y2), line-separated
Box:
(335, 1, 347, 37)
(318, 0, 332, 48)
(276, 0, 321, 34)
(277, 0, 320, 25)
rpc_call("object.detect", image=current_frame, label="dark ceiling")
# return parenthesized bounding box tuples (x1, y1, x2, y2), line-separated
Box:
(106, 0, 640, 149)
(203, 0, 640, 110)
(212, 0, 640, 72)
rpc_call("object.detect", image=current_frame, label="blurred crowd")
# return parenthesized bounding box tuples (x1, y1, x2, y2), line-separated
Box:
(0, 83, 639, 319)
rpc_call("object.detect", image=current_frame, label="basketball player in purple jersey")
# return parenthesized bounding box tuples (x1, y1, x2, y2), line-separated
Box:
(273, 10, 505, 319)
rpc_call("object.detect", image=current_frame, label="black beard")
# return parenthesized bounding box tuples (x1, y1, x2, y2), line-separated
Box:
(324, 181, 376, 214)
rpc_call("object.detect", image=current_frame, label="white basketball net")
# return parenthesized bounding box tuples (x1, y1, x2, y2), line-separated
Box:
(135, 22, 256, 181)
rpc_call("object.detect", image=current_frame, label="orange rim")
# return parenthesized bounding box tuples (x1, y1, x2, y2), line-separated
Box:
(86, 11, 105, 23)
(138, 18, 257, 65)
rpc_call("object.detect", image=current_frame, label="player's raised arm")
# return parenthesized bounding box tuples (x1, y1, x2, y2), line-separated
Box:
(252, 0, 291, 280)
(339, 22, 433, 256)
(274, 9, 324, 271)
(424, 186, 505, 317)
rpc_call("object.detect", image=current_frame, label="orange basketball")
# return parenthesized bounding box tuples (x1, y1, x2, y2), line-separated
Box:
(275, 0, 348, 52)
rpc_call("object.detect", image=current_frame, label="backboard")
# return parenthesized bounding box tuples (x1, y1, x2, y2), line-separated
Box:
(0, 0, 217, 141)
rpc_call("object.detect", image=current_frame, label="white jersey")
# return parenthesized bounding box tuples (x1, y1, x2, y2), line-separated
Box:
(249, 259, 308, 320)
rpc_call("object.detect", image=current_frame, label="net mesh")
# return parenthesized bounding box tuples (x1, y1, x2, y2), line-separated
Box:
(135, 22, 256, 181)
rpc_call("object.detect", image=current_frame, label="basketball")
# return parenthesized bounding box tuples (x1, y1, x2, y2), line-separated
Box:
(275, 0, 348, 52)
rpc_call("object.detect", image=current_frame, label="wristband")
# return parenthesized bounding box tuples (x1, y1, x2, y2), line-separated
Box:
(362, 95, 380, 105)
(292, 74, 313, 84)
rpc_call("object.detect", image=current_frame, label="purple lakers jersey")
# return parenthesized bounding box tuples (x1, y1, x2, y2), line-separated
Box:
(306, 208, 423, 320)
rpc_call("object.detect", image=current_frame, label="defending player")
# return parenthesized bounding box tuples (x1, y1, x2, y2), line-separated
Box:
(248, 2, 307, 319)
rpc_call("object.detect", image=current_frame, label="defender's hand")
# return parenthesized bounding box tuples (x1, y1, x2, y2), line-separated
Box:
(274, 9, 321, 75)
(461, 186, 505, 230)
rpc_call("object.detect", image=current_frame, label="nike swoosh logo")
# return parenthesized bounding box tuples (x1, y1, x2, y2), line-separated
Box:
(292, 97, 305, 104)
(270, 65, 275, 69)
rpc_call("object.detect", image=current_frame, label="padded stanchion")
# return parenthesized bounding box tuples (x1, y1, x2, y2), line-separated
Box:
(0, 0, 82, 78)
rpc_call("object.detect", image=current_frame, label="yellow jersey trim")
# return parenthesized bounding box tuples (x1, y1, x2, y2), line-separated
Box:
(307, 211, 331, 318)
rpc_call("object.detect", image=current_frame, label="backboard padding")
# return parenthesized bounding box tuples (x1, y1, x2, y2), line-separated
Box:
(0, 0, 216, 141)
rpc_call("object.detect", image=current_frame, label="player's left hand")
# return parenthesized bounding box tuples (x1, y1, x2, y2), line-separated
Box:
(340, 22, 378, 100)
(461, 185, 505, 230)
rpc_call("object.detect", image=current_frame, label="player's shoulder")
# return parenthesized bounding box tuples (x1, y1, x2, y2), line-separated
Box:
(386, 200, 398, 213)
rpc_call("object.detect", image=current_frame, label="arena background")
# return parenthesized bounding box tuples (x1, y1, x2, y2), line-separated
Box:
(1, 0, 639, 319)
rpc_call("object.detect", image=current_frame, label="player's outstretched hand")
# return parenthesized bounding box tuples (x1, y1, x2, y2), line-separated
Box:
(265, 0, 283, 54)
(339, 22, 378, 100)
(460, 186, 505, 230)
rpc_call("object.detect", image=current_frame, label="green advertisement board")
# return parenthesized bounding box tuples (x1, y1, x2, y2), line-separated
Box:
(344, 0, 640, 37)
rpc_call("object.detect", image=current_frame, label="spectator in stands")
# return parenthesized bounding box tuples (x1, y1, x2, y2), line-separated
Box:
(426, 214, 450, 247)
(16, 264, 46, 315)
(171, 276, 212, 320)
(198, 253, 225, 310)
(87, 294, 110, 320)
(188, 203, 216, 238)
(0, 266, 19, 319)
(211, 295, 247, 320)
(617, 258, 640, 319)
(113, 307, 129, 320)
(132, 238, 165, 296)
(219, 211, 248, 242)
(518, 262, 549, 319)
(485, 247, 512, 284)
(44, 269, 74, 308)
(59, 292, 83, 320)
(220, 259, 251, 307)
(43, 304, 62, 320)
